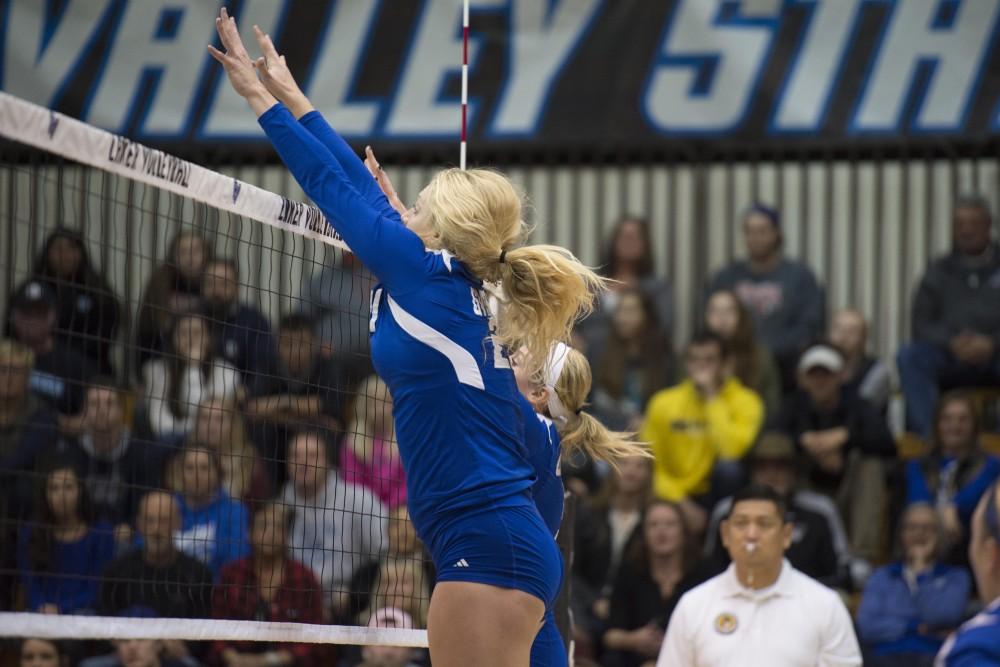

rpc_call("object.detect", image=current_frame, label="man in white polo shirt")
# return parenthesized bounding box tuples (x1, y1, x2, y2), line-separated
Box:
(657, 484, 861, 666)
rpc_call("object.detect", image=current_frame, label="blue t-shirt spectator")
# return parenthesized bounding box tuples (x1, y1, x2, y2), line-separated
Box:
(174, 490, 250, 578)
(906, 456, 1000, 524)
(18, 520, 116, 614)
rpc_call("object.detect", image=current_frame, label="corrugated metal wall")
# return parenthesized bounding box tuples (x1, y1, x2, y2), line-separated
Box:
(1, 157, 997, 370)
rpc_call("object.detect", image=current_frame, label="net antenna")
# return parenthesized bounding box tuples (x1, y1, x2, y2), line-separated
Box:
(460, 0, 470, 170)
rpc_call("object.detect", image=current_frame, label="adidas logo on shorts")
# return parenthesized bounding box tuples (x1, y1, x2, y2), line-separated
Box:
(453, 559, 470, 568)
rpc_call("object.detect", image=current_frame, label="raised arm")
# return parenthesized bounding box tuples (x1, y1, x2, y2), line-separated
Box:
(248, 26, 402, 221)
(209, 8, 425, 289)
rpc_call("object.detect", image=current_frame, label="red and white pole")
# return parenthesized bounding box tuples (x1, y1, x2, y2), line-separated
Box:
(460, 0, 469, 170)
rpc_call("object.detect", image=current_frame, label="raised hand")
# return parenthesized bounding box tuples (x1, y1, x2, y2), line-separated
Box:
(207, 7, 276, 115)
(251, 26, 313, 118)
(364, 145, 408, 216)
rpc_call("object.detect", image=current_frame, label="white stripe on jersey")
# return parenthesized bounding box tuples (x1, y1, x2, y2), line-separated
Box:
(387, 295, 486, 390)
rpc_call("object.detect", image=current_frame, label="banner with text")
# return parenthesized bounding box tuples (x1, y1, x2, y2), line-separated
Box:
(2, 0, 999, 160)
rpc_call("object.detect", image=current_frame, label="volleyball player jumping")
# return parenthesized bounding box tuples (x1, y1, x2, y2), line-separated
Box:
(209, 9, 603, 666)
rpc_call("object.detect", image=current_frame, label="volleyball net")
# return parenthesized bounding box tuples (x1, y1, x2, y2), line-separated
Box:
(0, 91, 437, 656)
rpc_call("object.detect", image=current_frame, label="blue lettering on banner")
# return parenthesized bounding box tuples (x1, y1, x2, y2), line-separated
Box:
(232, 179, 241, 203)
(642, 0, 780, 135)
(2, 0, 998, 144)
(849, 0, 1000, 134)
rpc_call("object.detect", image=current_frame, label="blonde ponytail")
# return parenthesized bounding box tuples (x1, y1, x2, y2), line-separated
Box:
(496, 244, 605, 378)
(421, 168, 606, 377)
(551, 348, 650, 469)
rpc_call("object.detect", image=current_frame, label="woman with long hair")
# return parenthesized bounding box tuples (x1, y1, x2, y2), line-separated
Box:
(210, 14, 604, 664)
(362, 557, 433, 631)
(136, 231, 213, 367)
(594, 288, 675, 431)
(602, 500, 700, 667)
(188, 395, 271, 505)
(17, 461, 115, 614)
(513, 342, 649, 666)
(32, 228, 120, 375)
(600, 217, 671, 321)
(142, 312, 240, 439)
(905, 391, 1000, 562)
(703, 288, 781, 415)
(340, 374, 405, 510)
(572, 456, 654, 652)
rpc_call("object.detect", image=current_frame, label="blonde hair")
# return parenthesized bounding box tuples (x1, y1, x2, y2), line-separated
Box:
(362, 557, 430, 629)
(345, 374, 396, 463)
(422, 168, 605, 375)
(166, 396, 258, 501)
(545, 348, 650, 469)
(0, 339, 35, 367)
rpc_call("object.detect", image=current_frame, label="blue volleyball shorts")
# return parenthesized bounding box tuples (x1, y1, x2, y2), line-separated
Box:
(427, 502, 563, 607)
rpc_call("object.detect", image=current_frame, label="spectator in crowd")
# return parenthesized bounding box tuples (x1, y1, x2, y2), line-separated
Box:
(704, 432, 852, 589)
(19, 639, 68, 667)
(51, 378, 172, 533)
(703, 289, 782, 415)
(829, 308, 891, 413)
(572, 456, 651, 652)
(856, 503, 971, 667)
(0, 339, 58, 608)
(7, 279, 99, 416)
(360, 558, 431, 630)
(775, 343, 896, 563)
(31, 228, 120, 376)
(201, 258, 277, 387)
(340, 374, 405, 511)
(935, 483, 1000, 665)
(602, 500, 700, 667)
(898, 195, 1000, 436)
(246, 314, 359, 478)
(706, 203, 825, 388)
(641, 331, 764, 532)
(210, 503, 324, 667)
(137, 231, 213, 367)
(188, 396, 272, 506)
(905, 391, 1000, 563)
(280, 430, 387, 619)
(80, 639, 198, 667)
(581, 217, 673, 354)
(593, 288, 675, 432)
(301, 254, 376, 358)
(17, 460, 115, 614)
(348, 504, 435, 623)
(658, 485, 861, 666)
(169, 445, 251, 579)
(99, 490, 213, 619)
(142, 312, 241, 440)
(355, 608, 423, 667)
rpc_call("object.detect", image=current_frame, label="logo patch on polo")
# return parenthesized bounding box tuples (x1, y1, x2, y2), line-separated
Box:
(714, 612, 738, 635)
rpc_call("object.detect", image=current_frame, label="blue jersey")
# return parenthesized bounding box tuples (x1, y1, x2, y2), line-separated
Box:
(259, 105, 535, 541)
(936, 599, 1000, 666)
(519, 396, 564, 536)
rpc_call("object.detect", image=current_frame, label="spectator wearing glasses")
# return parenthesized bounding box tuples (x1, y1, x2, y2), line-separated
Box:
(856, 503, 971, 667)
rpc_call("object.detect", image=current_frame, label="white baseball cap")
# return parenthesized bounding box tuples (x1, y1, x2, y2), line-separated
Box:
(797, 344, 844, 373)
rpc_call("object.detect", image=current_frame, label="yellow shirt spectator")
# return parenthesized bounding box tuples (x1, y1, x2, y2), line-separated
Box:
(641, 377, 764, 502)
